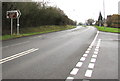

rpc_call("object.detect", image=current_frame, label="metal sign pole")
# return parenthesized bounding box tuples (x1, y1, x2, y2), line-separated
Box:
(11, 18, 13, 35)
(17, 17, 20, 35)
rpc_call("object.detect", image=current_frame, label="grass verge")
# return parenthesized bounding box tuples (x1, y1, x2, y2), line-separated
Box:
(1, 25, 76, 40)
(95, 26, 120, 33)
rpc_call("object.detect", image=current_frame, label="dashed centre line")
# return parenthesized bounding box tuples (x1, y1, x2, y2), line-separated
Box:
(92, 54, 97, 58)
(83, 54, 88, 57)
(90, 58, 96, 63)
(85, 51, 89, 54)
(94, 51, 98, 54)
(85, 39, 101, 78)
(76, 62, 83, 68)
(85, 70, 93, 77)
(66, 77, 74, 79)
(95, 48, 99, 51)
(80, 57, 86, 61)
(88, 63, 95, 69)
(66, 31, 100, 80)
(87, 48, 91, 51)
(70, 68, 79, 75)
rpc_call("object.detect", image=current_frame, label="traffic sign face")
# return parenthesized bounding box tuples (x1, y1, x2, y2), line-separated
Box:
(6, 10, 21, 19)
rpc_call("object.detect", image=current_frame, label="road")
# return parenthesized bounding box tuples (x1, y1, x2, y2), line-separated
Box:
(1, 26, 119, 81)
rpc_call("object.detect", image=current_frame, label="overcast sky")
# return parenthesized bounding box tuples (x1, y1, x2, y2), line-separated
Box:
(33, 0, 119, 23)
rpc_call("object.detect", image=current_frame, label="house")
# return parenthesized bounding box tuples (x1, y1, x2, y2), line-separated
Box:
(106, 14, 120, 28)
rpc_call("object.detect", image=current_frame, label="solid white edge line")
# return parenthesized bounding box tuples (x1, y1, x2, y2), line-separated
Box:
(89, 31, 99, 47)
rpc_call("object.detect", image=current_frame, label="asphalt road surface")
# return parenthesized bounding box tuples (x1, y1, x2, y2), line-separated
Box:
(1, 26, 119, 81)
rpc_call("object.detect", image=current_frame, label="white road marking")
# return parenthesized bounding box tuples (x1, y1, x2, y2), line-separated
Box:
(96, 44, 100, 47)
(95, 48, 99, 52)
(89, 31, 99, 47)
(85, 70, 93, 77)
(92, 54, 97, 58)
(94, 51, 98, 54)
(90, 58, 96, 63)
(70, 68, 79, 75)
(96, 46, 99, 49)
(80, 57, 86, 61)
(83, 54, 88, 57)
(85, 51, 89, 54)
(76, 62, 83, 67)
(89, 46, 92, 48)
(97, 43, 100, 46)
(97, 39, 101, 47)
(66, 31, 100, 79)
(88, 63, 95, 69)
(87, 48, 91, 51)
(0, 48, 39, 64)
(1, 48, 35, 61)
(66, 77, 74, 79)
(3, 41, 30, 48)
(98, 40, 101, 44)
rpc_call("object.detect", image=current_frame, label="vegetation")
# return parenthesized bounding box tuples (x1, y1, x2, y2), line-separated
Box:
(1, 25, 76, 40)
(2, 2, 76, 35)
(95, 26, 120, 33)
(86, 19, 95, 25)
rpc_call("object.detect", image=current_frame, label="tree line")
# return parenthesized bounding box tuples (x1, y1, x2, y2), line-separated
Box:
(2, 2, 76, 35)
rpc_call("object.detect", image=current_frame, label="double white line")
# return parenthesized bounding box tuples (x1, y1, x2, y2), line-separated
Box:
(0, 48, 39, 64)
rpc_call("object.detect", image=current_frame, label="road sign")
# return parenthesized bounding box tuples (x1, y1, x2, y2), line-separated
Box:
(6, 10, 21, 35)
(6, 10, 21, 19)
(17, 10, 21, 18)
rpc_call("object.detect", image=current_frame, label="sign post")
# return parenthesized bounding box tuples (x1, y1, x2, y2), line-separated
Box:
(17, 17, 19, 35)
(17, 10, 21, 35)
(11, 18, 13, 35)
(6, 10, 21, 35)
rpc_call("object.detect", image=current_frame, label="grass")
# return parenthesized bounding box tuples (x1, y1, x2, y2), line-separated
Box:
(95, 26, 120, 33)
(1, 25, 76, 40)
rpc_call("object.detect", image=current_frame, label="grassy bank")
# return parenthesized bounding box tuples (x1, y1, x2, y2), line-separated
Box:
(1, 25, 76, 40)
(95, 26, 120, 33)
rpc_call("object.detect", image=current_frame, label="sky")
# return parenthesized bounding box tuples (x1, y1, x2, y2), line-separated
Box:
(33, 0, 119, 23)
